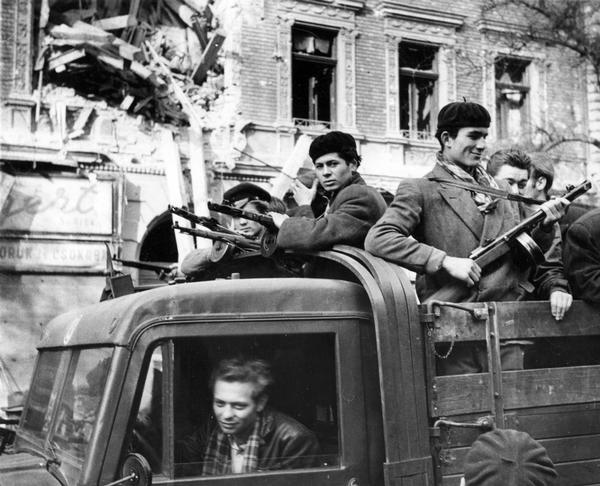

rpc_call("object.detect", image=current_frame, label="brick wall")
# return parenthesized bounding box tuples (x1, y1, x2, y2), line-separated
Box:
(234, 0, 592, 188)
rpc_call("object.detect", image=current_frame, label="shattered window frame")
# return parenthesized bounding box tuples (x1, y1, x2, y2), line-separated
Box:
(291, 24, 338, 129)
(398, 41, 439, 140)
(495, 57, 531, 141)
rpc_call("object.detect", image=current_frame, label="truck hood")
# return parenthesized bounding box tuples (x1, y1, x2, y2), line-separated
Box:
(0, 452, 61, 486)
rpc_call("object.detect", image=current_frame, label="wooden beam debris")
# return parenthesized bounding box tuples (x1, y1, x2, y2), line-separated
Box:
(50, 23, 113, 43)
(48, 48, 86, 72)
(93, 15, 137, 31)
(191, 29, 225, 84)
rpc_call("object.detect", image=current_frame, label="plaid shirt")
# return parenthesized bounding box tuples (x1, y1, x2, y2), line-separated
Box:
(202, 412, 271, 475)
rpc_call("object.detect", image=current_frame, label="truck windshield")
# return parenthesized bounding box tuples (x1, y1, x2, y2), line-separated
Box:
(19, 347, 112, 482)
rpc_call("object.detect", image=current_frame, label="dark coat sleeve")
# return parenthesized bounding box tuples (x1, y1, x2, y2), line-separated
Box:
(276, 185, 387, 251)
(180, 247, 212, 277)
(364, 179, 446, 274)
(564, 217, 600, 303)
(531, 223, 570, 298)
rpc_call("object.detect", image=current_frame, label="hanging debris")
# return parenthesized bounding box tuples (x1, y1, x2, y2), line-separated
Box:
(40, 0, 225, 126)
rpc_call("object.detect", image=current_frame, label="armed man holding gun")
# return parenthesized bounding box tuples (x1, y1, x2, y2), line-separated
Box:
(365, 101, 571, 375)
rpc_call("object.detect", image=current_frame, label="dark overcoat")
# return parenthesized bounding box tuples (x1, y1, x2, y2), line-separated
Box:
(563, 208, 600, 303)
(277, 173, 387, 251)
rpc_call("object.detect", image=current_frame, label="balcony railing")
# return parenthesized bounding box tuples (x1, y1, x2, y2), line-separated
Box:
(293, 118, 334, 130)
(400, 129, 435, 141)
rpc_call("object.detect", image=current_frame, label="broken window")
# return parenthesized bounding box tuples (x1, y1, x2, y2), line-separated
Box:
(495, 57, 530, 140)
(292, 25, 337, 128)
(399, 42, 438, 139)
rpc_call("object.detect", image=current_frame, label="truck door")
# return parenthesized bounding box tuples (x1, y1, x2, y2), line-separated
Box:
(119, 316, 376, 486)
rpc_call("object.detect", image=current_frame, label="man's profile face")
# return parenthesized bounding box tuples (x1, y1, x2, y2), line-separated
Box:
(495, 164, 528, 195)
(234, 202, 264, 239)
(314, 152, 356, 192)
(213, 380, 266, 440)
(443, 127, 488, 168)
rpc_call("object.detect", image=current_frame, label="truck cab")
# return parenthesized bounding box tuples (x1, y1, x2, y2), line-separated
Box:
(1, 246, 599, 485)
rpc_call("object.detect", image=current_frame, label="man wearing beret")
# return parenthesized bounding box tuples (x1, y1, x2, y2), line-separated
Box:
(180, 183, 274, 279)
(461, 428, 557, 485)
(269, 131, 387, 251)
(365, 101, 568, 374)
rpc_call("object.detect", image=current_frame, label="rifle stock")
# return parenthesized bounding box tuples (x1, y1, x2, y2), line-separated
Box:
(423, 179, 592, 304)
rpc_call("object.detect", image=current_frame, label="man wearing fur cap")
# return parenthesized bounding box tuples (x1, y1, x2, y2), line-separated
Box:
(269, 131, 387, 251)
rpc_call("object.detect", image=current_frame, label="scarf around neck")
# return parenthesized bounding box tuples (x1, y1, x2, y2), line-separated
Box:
(435, 152, 499, 213)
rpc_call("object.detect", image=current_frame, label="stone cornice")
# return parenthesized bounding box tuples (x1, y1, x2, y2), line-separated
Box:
(476, 18, 528, 34)
(378, 2, 464, 29)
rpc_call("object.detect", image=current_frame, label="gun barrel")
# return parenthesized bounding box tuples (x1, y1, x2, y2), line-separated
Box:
(174, 223, 260, 250)
(113, 258, 174, 272)
(169, 205, 236, 234)
(207, 202, 276, 229)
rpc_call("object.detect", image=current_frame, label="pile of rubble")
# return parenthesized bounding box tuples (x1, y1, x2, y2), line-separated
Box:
(39, 0, 225, 126)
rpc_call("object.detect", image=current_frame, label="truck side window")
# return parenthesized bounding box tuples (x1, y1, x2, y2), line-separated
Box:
(131, 346, 164, 472)
(172, 333, 339, 478)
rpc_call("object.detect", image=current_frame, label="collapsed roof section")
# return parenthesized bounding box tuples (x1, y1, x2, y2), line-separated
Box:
(39, 0, 225, 126)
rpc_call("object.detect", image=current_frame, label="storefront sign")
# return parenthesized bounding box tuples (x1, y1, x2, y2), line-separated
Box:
(0, 175, 114, 235)
(0, 239, 106, 272)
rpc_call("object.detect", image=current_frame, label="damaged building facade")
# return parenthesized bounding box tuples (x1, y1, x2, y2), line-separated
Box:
(1, 0, 599, 402)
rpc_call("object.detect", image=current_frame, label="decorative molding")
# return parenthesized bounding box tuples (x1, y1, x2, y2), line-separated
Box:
(476, 18, 527, 35)
(275, 16, 294, 124)
(11, 1, 34, 94)
(339, 27, 358, 129)
(384, 33, 400, 135)
(378, 2, 464, 29)
(279, 1, 356, 26)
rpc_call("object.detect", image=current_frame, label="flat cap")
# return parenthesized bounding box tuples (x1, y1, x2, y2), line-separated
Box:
(222, 182, 271, 208)
(464, 429, 557, 485)
(437, 101, 491, 130)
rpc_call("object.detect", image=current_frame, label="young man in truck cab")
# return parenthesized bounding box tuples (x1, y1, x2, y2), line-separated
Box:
(487, 149, 572, 322)
(201, 357, 320, 475)
(365, 101, 569, 374)
(268, 131, 387, 251)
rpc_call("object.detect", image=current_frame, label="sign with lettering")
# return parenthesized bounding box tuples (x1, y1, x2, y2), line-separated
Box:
(0, 175, 114, 235)
(0, 239, 106, 272)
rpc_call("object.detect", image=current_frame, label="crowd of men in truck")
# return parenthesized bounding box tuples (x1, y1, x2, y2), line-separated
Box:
(162, 100, 599, 484)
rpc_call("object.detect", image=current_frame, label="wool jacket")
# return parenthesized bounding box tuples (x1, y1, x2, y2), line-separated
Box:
(277, 173, 387, 251)
(365, 163, 555, 302)
(202, 409, 320, 474)
(563, 208, 600, 303)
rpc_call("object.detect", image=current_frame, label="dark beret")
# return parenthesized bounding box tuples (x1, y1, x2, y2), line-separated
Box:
(464, 429, 557, 485)
(437, 101, 491, 130)
(222, 182, 271, 208)
(309, 131, 358, 163)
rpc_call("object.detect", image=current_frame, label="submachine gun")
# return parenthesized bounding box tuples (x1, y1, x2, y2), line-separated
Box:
(424, 180, 592, 304)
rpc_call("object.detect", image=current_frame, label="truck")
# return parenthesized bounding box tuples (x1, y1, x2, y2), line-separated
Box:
(1, 245, 599, 485)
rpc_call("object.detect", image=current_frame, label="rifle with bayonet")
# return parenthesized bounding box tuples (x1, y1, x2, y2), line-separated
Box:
(424, 179, 592, 304)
